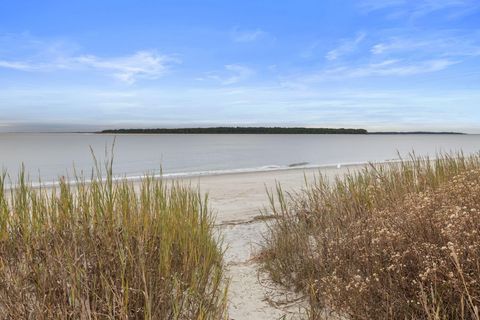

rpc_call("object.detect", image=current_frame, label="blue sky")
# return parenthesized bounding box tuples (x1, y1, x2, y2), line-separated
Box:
(0, 0, 480, 132)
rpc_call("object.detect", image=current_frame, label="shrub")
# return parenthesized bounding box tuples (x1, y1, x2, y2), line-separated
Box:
(0, 163, 227, 319)
(263, 154, 480, 319)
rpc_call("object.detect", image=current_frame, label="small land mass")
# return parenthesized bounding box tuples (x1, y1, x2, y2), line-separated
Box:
(99, 127, 367, 134)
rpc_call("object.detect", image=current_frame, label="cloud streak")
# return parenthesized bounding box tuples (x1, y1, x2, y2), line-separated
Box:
(326, 32, 366, 61)
(359, 0, 480, 19)
(313, 28, 478, 83)
(201, 64, 254, 85)
(330, 59, 457, 78)
(0, 45, 177, 84)
(231, 28, 268, 42)
(222, 64, 254, 84)
(74, 51, 175, 84)
(288, 58, 458, 85)
(370, 33, 480, 57)
(0, 60, 38, 71)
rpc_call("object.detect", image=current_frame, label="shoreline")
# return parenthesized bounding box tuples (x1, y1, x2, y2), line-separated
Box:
(10, 160, 395, 191)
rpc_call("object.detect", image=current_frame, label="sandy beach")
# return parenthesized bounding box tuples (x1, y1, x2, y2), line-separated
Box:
(182, 165, 359, 224)
(179, 164, 361, 320)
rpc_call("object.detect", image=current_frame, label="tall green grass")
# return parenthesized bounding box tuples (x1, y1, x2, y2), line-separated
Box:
(263, 153, 480, 319)
(0, 158, 227, 319)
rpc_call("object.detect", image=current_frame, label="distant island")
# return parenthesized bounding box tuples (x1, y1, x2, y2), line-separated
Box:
(98, 127, 466, 135)
(99, 127, 368, 134)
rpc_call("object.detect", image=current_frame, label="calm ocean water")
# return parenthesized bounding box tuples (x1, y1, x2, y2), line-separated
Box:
(1, 133, 479, 183)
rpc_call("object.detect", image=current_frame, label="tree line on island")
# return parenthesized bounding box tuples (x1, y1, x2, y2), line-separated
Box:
(99, 127, 464, 134)
(100, 127, 367, 134)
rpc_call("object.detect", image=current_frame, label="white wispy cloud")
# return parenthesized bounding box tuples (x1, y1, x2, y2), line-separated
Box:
(0, 34, 177, 83)
(412, 0, 480, 18)
(202, 64, 254, 85)
(370, 33, 480, 57)
(312, 28, 478, 84)
(0, 50, 177, 84)
(359, 0, 406, 12)
(339, 59, 457, 77)
(291, 58, 458, 83)
(326, 32, 366, 61)
(74, 51, 175, 84)
(222, 64, 254, 84)
(231, 28, 267, 42)
(300, 41, 321, 59)
(0, 60, 38, 71)
(359, 0, 480, 18)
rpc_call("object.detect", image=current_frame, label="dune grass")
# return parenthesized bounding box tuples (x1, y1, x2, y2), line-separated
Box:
(263, 153, 480, 319)
(0, 158, 227, 319)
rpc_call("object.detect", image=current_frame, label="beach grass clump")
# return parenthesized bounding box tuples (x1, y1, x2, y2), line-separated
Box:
(263, 153, 480, 319)
(0, 163, 227, 319)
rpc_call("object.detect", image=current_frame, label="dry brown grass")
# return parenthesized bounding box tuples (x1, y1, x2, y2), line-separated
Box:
(0, 161, 227, 319)
(263, 154, 480, 319)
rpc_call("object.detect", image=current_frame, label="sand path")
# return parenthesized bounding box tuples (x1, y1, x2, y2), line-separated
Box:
(182, 165, 358, 320)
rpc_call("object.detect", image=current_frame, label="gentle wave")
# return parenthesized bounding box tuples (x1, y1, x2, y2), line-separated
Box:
(14, 159, 405, 190)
